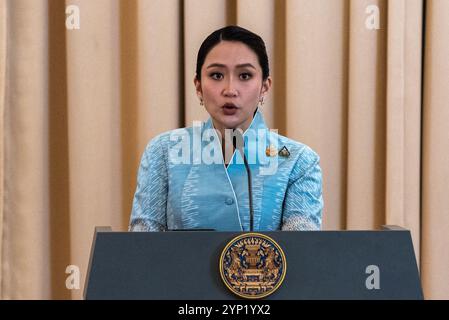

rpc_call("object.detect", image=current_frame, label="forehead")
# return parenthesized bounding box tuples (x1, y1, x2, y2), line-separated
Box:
(204, 41, 259, 67)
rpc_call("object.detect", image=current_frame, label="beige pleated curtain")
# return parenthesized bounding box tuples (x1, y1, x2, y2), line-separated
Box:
(0, 0, 448, 299)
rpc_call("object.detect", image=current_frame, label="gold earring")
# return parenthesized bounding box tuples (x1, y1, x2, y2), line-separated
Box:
(259, 97, 265, 106)
(200, 99, 204, 106)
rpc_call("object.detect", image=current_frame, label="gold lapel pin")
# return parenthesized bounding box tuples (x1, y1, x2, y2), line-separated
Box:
(279, 146, 290, 157)
(265, 145, 278, 157)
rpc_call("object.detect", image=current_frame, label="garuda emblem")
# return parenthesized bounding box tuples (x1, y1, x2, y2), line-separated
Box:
(219, 233, 286, 299)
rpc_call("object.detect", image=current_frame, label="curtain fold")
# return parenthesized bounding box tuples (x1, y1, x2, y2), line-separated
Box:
(422, 0, 449, 300)
(286, 0, 349, 230)
(65, 0, 122, 300)
(2, 0, 50, 299)
(346, 0, 387, 229)
(0, 0, 7, 298)
(135, 0, 181, 151)
(1, 0, 448, 299)
(385, 0, 423, 264)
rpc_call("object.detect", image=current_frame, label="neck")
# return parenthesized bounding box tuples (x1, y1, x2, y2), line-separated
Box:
(212, 109, 259, 165)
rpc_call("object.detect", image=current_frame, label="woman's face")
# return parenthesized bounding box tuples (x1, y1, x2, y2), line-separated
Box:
(194, 41, 271, 135)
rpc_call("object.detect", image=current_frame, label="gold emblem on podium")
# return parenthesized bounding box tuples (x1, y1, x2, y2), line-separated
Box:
(219, 233, 287, 299)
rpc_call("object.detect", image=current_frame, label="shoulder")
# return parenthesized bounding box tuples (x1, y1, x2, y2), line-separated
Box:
(268, 133, 321, 184)
(272, 132, 320, 165)
(143, 126, 196, 152)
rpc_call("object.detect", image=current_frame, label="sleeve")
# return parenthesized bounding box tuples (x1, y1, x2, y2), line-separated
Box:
(128, 135, 168, 232)
(281, 147, 323, 231)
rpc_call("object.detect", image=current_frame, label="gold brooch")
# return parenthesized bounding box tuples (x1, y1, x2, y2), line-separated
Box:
(219, 233, 287, 299)
(265, 145, 278, 157)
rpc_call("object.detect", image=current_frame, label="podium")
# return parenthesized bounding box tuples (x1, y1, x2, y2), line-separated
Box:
(84, 226, 423, 300)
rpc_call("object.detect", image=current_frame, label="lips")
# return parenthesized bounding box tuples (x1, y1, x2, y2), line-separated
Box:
(222, 103, 238, 115)
(222, 103, 238, 109)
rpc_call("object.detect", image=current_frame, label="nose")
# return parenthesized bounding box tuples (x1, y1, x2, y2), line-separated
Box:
(222, 78, 238, 97)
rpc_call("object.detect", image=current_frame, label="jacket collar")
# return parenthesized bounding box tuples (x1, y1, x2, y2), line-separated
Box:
(202, 109, 272, 167)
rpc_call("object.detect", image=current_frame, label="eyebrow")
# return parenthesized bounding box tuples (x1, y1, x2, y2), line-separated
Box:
(206, 63, 256, 70)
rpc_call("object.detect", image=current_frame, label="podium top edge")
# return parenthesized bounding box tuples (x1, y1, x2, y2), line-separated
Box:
(95, 226, 112, 233)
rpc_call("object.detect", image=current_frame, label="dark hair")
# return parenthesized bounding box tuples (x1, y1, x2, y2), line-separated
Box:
(195, 25, 270, 81)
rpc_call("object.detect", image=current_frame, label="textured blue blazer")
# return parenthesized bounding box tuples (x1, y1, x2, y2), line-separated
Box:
(129, 110, 323, 232)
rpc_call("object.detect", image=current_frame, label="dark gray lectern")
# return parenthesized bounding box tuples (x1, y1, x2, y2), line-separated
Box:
(84, 226, 423, 300)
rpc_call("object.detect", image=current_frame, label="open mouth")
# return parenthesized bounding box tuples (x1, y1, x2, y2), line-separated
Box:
(222, 103, 238, 115)
(222, 103, 238, 110)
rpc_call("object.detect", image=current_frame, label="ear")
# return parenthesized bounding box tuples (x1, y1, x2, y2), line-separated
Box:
(260, 76, 272, 96)
(194, 75, 202, 99)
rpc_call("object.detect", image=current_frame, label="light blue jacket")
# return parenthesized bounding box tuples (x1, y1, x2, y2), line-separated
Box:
(129, 110, 323, 232)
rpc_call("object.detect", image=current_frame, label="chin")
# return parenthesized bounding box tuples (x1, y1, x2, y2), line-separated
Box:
(213, 115, 239, 127)
(222, 119, 243, 129)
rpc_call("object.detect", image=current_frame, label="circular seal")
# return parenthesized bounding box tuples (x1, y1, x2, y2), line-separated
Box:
(219, 233, 287, 299)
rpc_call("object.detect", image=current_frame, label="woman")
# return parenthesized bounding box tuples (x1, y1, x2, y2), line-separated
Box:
(129, 26, 323, 232)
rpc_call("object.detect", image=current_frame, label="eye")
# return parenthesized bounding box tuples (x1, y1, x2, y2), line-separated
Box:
(240, 73, 252, 80)
(209, 72, 223, 80)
